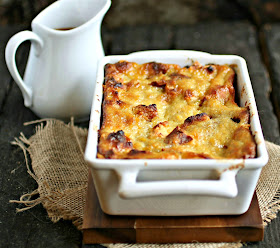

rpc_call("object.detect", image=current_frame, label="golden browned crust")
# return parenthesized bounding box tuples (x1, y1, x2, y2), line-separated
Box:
(225, 126, 256, 158)
(97, 61, 256, 159)
(133, 104, 158, 121)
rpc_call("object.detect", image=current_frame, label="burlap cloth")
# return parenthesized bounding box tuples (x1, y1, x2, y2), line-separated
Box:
(10, 119, 280, 248)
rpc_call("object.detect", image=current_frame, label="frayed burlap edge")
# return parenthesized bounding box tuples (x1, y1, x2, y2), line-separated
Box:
(9, 119, 280, 248)
(105, 243, 243, 248)
(256, 141, 280, 226)
(10, 118, 89, 230)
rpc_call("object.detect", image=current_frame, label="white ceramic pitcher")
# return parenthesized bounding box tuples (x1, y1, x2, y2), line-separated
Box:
(5, 0, 111, 120)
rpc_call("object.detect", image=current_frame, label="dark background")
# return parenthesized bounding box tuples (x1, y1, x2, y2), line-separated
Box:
(1, 0, 280, 28)
(1, 1, 280, 248)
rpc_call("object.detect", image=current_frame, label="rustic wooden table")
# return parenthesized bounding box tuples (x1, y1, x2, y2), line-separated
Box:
(0, 22, 279, 248)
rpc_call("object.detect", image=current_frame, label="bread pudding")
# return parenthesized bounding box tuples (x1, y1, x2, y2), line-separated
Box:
(97, 60, 256, 159)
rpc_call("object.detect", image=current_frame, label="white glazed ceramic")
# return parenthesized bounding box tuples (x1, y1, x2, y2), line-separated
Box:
(85, 50, 268, 216)
(5, 0, 111, 120)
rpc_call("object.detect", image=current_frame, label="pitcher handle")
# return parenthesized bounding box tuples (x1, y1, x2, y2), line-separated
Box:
(5, 31, 43, 107)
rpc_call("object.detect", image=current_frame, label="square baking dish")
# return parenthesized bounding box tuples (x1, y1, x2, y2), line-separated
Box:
(85, 50, 268, 216)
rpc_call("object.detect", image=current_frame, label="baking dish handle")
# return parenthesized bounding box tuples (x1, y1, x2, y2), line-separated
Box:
(117, 169, 238, 199)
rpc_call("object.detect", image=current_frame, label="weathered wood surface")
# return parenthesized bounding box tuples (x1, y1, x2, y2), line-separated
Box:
(262, 24, 280, 131)
(0, 22, 279, 248)
(3, 0, 280, 28)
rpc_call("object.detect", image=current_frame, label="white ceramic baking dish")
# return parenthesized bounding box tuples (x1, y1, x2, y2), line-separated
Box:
(85, 50, 268, 216)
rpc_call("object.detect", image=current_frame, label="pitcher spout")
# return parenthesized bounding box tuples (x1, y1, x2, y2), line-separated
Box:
(59, 0, 111, 26)
(32, 0, 111, 32)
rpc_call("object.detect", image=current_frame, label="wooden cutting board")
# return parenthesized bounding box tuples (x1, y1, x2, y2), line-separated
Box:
(82, 171, 264, 244)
